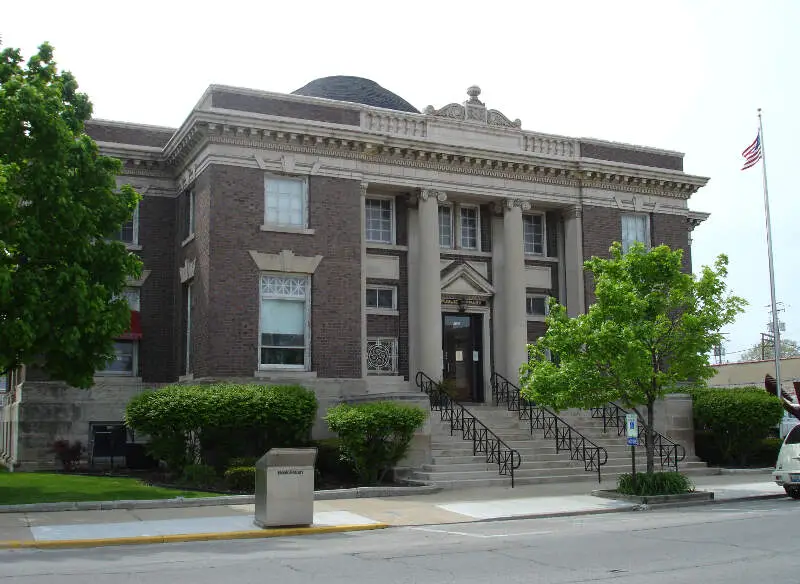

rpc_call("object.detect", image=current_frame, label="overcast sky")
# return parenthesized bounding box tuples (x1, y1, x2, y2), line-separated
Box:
(4, 0, 797, 363)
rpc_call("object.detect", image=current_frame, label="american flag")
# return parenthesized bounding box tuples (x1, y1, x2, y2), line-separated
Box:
(741, 132, 762, 170)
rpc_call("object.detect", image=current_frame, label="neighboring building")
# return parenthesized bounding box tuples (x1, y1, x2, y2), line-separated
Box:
(709, 356, 800, 391)
(0, 77, 709, 469)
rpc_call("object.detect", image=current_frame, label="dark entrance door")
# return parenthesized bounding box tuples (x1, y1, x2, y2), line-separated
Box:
(442, 313, 484, 403)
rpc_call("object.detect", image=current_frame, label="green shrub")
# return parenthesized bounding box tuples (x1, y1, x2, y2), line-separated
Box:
(224, 466, 256, 492)
(325, 401, 427, 485)
(229, 456, 258, 468)
(688, 386, 783, 466)
(179, 464, 218, 489)
(125, 383, 318, 472)
(313, 437, 357, 487)
(617, 471, 694, 496)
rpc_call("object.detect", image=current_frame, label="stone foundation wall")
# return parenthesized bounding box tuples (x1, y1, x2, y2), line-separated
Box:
(14, 379, 156, 471)
(653, 393, 696, 458)
(12, 375, 433, 471)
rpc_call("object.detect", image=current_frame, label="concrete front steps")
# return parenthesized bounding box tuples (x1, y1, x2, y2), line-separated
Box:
(408, 403, 713, 489)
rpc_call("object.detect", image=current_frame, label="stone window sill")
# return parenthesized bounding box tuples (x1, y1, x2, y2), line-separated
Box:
(178, 373, 194, 382)
(440, 248, 492, 258)
(254, 370, 318, 380)
(524, 254, 560, 263)
(526, 315, 547, 322)
(125, 244, 143, 251)
(181, 233, 196, 247)
(367, 308, 400, 317)
(261, 224, 316, 235)
(366, 243, 408, 251)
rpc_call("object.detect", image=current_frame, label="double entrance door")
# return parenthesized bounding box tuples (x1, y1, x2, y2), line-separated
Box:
(441, 313, 484, 403)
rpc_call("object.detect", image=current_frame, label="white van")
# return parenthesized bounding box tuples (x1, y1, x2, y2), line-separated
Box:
(773, 424, 800, 498)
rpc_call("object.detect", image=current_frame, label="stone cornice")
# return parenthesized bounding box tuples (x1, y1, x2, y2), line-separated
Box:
(96, 112, 709, 200)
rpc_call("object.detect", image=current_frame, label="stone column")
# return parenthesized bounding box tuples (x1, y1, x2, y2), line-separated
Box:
(563, 205, 586, 317)
(502, 198, 529, 382)
(417, 189, 446, 379)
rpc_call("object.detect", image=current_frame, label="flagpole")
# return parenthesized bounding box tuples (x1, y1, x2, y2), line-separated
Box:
(758, 108, 782, 397)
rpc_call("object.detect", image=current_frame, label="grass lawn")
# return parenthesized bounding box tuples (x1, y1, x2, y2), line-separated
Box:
(0, 472, 222, 505)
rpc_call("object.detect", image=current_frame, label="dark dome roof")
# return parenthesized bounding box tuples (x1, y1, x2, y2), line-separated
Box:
(291, 76, 420, 114)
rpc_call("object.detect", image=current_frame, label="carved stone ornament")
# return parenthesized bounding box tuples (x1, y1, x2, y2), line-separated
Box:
(425, 85, 522, 129)
(179, 259, 196, 283)
(248, 249, 323, 274)
(420, 189, 447, 203)
(504, 198, 532, 211)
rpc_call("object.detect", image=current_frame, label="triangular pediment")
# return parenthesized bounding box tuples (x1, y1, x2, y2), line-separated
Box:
(440, 262, 495, 297)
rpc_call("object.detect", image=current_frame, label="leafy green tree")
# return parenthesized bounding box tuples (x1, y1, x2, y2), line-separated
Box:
(741, 338, 800, 362)
(0, 42, 141, 388)
(520, 242, 746, 473)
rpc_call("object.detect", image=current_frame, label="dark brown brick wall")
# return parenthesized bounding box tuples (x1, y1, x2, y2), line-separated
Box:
(527, 321, 547, 343)
(177, 169, 212, 378)
(206, 166, 362, 378)
(480, 205, 492, 253)
(365, 251, 409, 379)
(580, 141, 683, 171)
(138, 195, 177, 382)
(652, 213, 692, 273)
(85, 121, 175, 148)
(545, 211, 559, 257)
(210, 90, 360, 126)
(581, 205, 693, 306)
(395, 197, 409, 246)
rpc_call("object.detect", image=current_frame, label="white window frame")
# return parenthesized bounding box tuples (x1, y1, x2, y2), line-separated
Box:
(458, 204, 481, 250)
(99, 340, 138, 377)
(185, 282, 193, 376)
(526, 293, 550, 322)
(364, 195, 395, 244)
(438, 203, 455, 249)
(621, 213, 651, 253)
(523, 212, 546, 256)
(119, 203, 139, 247)
(366, 285, 398, 314)
(366, 337, 399, 375)
(122, 287, 140, 312)
(263, 175, 309, 230)
(258, 273, 311, 371)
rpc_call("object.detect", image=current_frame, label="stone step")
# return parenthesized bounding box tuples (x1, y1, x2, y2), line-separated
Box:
(421, 459, 708, 473)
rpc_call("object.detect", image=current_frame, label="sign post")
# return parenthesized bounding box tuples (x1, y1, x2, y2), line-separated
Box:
(626, 413, 638, 490)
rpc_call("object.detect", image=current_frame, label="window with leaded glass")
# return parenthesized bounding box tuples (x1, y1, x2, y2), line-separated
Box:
(259, 274, 310, 369)
(621, 214, 650, 252)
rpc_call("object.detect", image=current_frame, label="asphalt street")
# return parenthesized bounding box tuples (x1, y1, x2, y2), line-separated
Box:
(1, 498, 798, 583)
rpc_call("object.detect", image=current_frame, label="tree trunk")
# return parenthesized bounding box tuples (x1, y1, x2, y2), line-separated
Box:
(646, 400, 655, 473)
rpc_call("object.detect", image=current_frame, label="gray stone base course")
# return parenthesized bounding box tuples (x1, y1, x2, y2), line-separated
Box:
(0, 485, 442, 514)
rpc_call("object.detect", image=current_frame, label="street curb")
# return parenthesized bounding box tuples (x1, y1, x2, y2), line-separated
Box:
(407, 491, 788, 527)
(0, 523, 390, 550)
(0, 485, 442, 514)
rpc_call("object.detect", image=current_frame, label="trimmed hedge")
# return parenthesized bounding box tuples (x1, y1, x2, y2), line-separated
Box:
(617, 471, 694, 496)
(125, 383, 318, 473)
(688, 386, 783, 467)
(224, 466, 256, 492)
(326, 401, 427, 485)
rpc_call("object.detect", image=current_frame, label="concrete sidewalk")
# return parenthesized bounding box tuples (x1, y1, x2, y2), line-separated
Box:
(0, 472, 786, 550)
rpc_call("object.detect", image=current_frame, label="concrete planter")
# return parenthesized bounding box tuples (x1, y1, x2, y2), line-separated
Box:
(591, 489, 714, 505)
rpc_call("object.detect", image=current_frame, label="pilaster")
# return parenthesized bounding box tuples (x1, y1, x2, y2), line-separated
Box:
(360, 182, 368, 378)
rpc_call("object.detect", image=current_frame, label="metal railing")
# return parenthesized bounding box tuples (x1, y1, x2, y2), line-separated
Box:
(490, 372, 608, 482)
(415, 372, 521, 487)
(590, 403, 685, 471)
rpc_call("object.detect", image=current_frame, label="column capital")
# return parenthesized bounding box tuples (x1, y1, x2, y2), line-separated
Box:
(360, 182, 369, 198)
(420, 189, 447, 203)
(494, 198, 531, 214)
(564, 204, 582, 219)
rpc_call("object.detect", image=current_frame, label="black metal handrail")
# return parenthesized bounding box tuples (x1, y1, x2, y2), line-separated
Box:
(490, 372, 608, 482)
(415, 372, 522, 487)
(590, 402, 686, 472)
